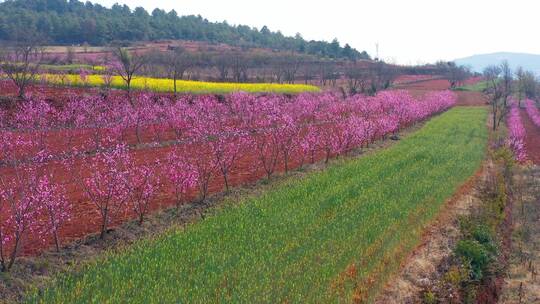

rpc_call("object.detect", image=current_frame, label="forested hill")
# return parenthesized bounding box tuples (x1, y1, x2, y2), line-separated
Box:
(0, 0, 370, 60)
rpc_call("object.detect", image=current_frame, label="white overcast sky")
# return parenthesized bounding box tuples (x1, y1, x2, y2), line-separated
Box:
(93, 0, 539, 64)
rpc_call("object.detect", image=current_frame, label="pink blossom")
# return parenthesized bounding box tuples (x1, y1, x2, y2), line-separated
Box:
(525, 99, 540, 128)
(507, 101, 528, 162)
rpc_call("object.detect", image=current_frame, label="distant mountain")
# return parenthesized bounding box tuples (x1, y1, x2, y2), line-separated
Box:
(454, 52, 540, 74)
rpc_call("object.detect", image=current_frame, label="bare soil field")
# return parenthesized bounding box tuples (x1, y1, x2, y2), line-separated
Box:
(393, 78, 452, 98)
(454, 91, 489, 106)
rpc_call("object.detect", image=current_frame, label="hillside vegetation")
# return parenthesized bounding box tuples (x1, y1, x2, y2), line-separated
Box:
(0, 0, 369, 60)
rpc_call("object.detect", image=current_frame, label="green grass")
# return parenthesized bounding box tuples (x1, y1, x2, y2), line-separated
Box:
(29, 107, 488, 303)
(455, 81, 489, 92)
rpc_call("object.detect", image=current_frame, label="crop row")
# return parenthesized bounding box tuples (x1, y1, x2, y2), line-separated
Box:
(0, 90, 454, 160)
(507, 101, 527, 162)
(525, 99, 540, 128)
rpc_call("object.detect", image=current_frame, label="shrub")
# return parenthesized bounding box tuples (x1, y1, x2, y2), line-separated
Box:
(455, 239, 492, 281)
(422, 290, 438, 304)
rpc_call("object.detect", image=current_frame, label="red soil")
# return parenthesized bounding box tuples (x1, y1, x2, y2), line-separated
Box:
(520, 108, 540, 165)
(1, 131, 331, 256)
(0, 78, 458, 257)
(455, 91, 488, 106)
(393, 75, 439, 85)
(393, 78, 451, 98)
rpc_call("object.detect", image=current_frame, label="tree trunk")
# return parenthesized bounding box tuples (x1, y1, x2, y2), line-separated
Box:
(0, 231, 6, 272)
(492, 103, 497, 131)
(100, 208, 109, 239)
(53, 231, 60, 252)
(138, 213, 144, 225)
(7, 233, 21, 271)
(222, 169, 230, 192)
(283, 152, 289, 173)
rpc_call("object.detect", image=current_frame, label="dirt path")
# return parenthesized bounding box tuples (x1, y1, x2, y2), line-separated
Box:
(500, 166, 540, 303)
(520, 109, 540, 165)
(374, 162, 489, 304)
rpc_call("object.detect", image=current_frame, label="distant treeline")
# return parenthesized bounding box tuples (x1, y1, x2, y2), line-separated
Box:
(0, 0, 370, 60)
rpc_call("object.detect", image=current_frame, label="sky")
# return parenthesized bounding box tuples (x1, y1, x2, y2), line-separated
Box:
(92, 0, 540, 65)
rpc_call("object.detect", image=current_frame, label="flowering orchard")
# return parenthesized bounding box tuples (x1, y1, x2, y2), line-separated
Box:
(525, 99, 540, 128)
(507, 100, 528, 163)
(0, 90, 455, 270)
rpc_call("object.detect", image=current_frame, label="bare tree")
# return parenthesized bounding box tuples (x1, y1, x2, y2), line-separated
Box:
(214, 54, 231, 82)
(446, 63, 470, 88)
(111, 47, 147, 103)
(300, 62, 317, 85)
(500, 60, 513, 106)
(515, 66, 525, 104)
(364, 61, 398, 95)
(521, 70, 538, 100)
(65, 46, 75, 64)
(483, 65, 510, 131)
(282, 55, 304, 84)
(345, 64, 369, 95)
(270, 56, 288, 84)
(0, 43, 44, 100)
(164, 49, 193, 96)
(319, 62, 339, 87)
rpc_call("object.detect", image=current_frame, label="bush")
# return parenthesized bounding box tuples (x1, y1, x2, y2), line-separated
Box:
(472, 225, 497, 254)
(422, 290, 438, 304)
(455, 239, 492, 281)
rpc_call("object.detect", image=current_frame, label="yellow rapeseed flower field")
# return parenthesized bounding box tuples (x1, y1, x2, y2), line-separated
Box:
(40, 74, 320, 94)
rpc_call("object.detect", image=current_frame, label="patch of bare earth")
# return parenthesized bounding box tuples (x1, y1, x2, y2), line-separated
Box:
(455, 91, 489, 107)
(500, 165, 540, 304)
(374, 161, 492, 304)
